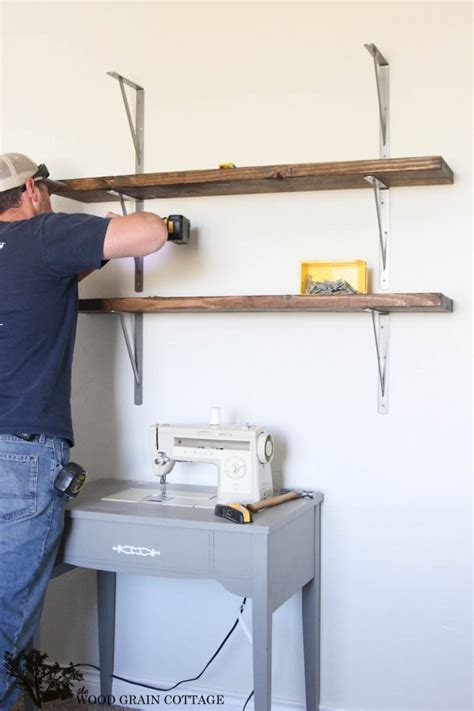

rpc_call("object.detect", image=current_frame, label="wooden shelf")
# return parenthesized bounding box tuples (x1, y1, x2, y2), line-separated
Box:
(78, 293, 453, 314)
(57, 156, 453, 203)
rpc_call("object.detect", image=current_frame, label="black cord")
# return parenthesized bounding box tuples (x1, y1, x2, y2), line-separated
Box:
(72, 597, 248, 694)
(242, 689, 254, 710)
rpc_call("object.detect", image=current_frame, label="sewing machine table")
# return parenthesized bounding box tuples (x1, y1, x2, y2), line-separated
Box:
(54, 479, 323, 711)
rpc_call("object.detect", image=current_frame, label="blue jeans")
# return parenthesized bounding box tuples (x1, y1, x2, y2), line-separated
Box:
(0, 434, 69, 709)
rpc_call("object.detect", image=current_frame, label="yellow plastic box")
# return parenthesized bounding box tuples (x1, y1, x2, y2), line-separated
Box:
(299, 260, 368, 294)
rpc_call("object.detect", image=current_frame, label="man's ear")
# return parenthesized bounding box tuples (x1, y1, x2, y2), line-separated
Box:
(23, 177, 40, 205)
(23, 178, 46, 214)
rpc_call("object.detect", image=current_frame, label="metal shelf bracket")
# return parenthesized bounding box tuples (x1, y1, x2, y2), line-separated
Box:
(364, 43, 390, 158)
(118, 313, 143, 405)
(364, 174, 390, 289)
(370, 310, 389, 414)
(108, 71, 145, 406)
(117, 193, 129, 217)
(107, 72, 144, 167)
(365, 43, 390, 291)
(107, 71, 145, 294)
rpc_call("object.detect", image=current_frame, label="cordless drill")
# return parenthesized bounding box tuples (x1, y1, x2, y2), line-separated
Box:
(164, 215, 190, 245)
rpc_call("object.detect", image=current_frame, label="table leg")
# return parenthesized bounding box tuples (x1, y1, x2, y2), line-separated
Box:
(302, 506, 321, 710)
(97, 570, 116, 697)
(251, 537, 272, 711)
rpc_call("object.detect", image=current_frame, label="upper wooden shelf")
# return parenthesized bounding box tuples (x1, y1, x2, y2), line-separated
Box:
(78, 293, 453, 314)
(57, 156, 453, 203)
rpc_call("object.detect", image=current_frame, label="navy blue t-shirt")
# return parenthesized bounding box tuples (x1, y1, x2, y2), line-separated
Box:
(0, 212, 109, 445)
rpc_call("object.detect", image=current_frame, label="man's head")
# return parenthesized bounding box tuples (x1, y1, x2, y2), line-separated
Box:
(0, 153, 61, 219)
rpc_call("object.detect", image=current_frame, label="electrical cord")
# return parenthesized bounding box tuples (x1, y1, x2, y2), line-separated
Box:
(242, 689, 254, 710)
(70, 597, 252, 707)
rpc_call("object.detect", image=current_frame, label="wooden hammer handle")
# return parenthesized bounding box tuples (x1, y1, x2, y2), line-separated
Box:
(247, 490, 300, 513)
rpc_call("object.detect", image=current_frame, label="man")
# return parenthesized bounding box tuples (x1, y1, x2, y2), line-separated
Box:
(0, 153, 167, 708)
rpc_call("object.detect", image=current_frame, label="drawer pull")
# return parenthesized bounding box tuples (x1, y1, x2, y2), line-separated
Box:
(112, 545, 161, 558)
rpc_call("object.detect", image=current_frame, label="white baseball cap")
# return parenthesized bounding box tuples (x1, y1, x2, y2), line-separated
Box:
(0, 153, 63, 194)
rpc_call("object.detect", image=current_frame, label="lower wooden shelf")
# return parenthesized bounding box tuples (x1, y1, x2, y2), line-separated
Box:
(78, 293, 453, 314)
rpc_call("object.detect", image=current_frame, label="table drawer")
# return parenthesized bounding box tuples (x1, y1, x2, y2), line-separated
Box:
(61, 518, 210, 575)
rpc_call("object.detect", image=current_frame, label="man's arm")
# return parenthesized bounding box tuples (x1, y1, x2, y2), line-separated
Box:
(102, 211, 168, 259)
(78, 211, 168, 282)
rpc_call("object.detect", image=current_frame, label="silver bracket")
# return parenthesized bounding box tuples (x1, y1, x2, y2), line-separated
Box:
(108, 71, 145, 406)
(107, 72, 144, 166)
(370, 310, 389, 414)
(118, 313, 143, 406)
(364, 44, 390, 158)
(365, 44, 390, 290)
(364, 175, 390, 289)
(107, 71, 145, 293)
(118, 193, 128, 216)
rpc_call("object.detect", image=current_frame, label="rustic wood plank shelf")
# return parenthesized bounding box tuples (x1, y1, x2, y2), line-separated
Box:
(58, 156, 453, 203)
(78, 293, 453, 314)
(71, 55, 454, 415)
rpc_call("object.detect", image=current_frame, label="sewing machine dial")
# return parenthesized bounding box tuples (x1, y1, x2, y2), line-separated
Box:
(224, 456, 247, 480)
(257, 433, 274, 463)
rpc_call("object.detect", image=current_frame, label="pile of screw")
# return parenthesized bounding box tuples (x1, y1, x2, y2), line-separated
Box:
(306, 278, 358, 295)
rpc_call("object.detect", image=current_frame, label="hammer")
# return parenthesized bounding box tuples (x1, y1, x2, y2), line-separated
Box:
(214, 491, 303, 524)
(246, 490, 302, 513)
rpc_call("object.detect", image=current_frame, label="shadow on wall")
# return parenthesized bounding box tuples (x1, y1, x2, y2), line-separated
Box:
(71, 314, 122, 485)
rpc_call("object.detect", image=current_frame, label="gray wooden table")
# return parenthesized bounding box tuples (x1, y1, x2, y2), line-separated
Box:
(53, 479, 323, 711)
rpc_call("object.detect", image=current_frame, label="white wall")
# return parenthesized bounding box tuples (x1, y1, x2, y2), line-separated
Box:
(1, 2, 472, 710)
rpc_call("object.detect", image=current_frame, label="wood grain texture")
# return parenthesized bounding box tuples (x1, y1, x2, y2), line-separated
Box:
(78, 293, 453, 314)
(56, 156, 453, 203)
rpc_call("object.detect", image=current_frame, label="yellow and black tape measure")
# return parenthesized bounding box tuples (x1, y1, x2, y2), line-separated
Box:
(214, 503, 253, 524)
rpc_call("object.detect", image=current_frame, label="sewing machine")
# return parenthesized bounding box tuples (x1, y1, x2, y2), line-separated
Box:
(150, 417, 274, 505)
(101, 410, 274, 508)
